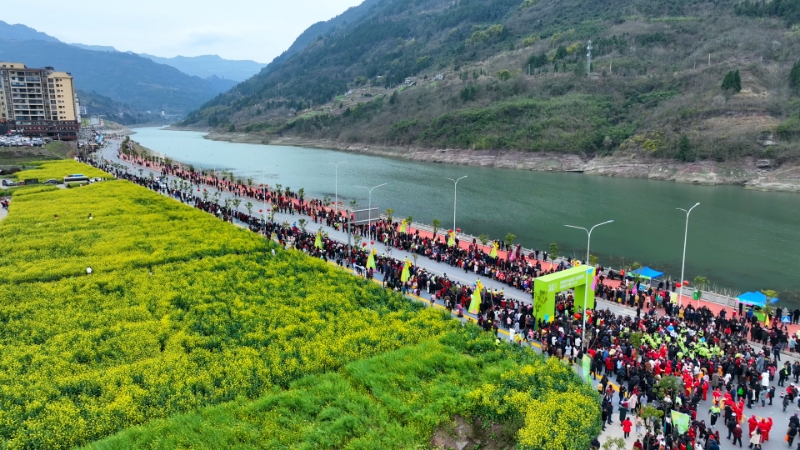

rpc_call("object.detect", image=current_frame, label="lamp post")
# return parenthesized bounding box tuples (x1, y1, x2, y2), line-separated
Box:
(564, 220, 614, 352)
(355, 183, 387, 248)
(329, 161, 346, 215)
(677, 203, 700, 307)
(445, 176, 467, 235)
(262, 166, 278, 232)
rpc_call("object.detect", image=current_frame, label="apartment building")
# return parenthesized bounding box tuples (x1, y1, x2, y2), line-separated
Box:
(0, 62, 81, 140)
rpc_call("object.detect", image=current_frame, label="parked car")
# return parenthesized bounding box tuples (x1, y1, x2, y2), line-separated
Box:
(2, 179, 17, 187)
(42, 179, 60, 185)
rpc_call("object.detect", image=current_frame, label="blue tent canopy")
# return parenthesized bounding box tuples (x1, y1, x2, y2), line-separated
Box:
(736, 291, 779, 308)
(630, 266, 664, 280)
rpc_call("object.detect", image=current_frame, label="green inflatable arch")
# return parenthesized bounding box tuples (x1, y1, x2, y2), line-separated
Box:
(532, 265, 596, 322)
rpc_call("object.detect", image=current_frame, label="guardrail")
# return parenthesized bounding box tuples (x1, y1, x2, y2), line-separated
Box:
(392, 217, 746, 309)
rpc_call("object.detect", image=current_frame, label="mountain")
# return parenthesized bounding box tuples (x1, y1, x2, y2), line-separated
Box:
(140, 54, 263, 82)
(182, 0, 800, 166)
(77, 90, 165, 125)
(0, 20, 242, 111)
(263, 0, 383, 74)
(0, 20, 58, 42)
(69, 45, 258, 82)
(0, 39, 231, 114)
(71, 43, 119, 52)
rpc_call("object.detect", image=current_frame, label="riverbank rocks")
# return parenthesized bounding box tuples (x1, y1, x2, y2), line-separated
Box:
(201, 131, 800, 194)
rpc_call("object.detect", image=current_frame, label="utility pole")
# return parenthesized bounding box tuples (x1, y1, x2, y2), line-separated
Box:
(586, 40, 593, 77)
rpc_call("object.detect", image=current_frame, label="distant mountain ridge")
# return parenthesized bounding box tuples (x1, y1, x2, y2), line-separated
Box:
(0, 38, 231, 114)
(70, 43, 119, 53)
(0, 21, 58, 42)
(0, 20, 264, 84)
(139, 54, 264, 82)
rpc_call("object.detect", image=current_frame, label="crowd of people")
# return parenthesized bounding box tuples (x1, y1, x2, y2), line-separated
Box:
(83, 147, 800, 450)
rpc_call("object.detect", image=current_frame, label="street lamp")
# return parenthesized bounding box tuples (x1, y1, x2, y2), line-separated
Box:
(354, 183, 387, 248)
(677, 203, 700, 307)
(329, 162, 346, 215)
(564, 220, 614, 353)
(262, 166, 278, 230)
(445, 176, 467, 235)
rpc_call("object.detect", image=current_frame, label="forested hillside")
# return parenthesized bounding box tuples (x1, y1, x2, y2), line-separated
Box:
(181, 0, 800, 164)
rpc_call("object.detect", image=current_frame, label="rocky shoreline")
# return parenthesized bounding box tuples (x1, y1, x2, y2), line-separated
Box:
(183, 129, 800, 194)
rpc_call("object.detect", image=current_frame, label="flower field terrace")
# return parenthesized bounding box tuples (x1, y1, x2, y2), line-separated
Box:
(13, 160, 111, 182)
(0, 166, 601, 449)
(0, 181, 263, 283)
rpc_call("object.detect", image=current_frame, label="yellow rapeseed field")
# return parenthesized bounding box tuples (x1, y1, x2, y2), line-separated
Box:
(0, 168, 600, 449)
(14, 159, 111, 181)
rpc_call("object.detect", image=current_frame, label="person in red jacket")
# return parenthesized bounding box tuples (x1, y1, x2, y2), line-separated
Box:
(622, 417, 633, 439)
(758, 417, 772, 442)
(748, 415, 758, 436)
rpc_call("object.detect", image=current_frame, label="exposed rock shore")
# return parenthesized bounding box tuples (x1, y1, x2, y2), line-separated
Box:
(195, 131, 800, 193)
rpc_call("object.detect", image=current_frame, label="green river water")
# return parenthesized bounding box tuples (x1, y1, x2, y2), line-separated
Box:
(131, 127, 800, 306)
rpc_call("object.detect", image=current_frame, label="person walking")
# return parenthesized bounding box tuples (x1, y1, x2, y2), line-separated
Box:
(732, 422, 743, 447)
(788, 422, 798, 447)
(622, 416, 632, 439)
(748, 428, 761, 449)
(728, 414, 738, 440)
(709, 404, 721, 428)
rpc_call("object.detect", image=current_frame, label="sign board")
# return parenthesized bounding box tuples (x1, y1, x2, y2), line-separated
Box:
(351, 206, 380, 225)
(532, 266, 596, 322)
(783, 316, 791, 324)
(582, 354, 592, 383)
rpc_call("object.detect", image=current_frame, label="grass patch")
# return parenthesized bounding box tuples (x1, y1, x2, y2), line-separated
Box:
(415, 95, 633, 153)
(85, 336, 600, 450)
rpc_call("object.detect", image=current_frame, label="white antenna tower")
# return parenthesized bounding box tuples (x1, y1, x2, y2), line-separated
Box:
(586, 40, 593, 77)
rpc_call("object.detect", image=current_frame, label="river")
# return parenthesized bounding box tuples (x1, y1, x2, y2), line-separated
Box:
(130, 127, 800, 305)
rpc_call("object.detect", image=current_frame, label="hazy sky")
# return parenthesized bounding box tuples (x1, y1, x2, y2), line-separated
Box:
(2, 0, 365, 62)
